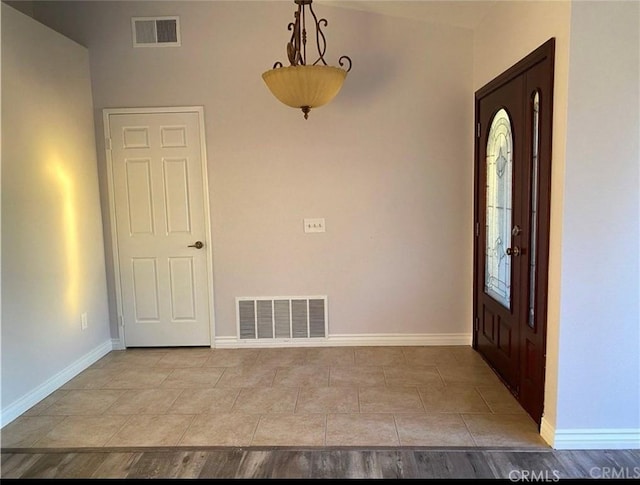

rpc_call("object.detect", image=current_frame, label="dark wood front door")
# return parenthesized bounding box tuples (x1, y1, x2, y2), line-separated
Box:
(473, 39, 555, 425)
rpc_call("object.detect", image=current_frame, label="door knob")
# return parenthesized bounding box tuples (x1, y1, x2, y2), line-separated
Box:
(188, 241, 204, 249)
(506, 246, 521, 257)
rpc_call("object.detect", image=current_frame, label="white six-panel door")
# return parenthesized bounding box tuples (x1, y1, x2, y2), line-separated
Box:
(107, 109, 212, 346)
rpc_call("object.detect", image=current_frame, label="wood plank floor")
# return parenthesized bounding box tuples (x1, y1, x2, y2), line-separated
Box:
(2, 448, 639, 479)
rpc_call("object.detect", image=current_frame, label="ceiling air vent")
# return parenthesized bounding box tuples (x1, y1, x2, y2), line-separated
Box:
(132, 17, 180, 47)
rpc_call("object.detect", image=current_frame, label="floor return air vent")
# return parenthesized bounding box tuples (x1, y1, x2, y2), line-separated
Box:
(236, 296, 327, 340)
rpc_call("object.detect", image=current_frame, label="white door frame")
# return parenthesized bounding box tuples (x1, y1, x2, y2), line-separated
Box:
(103, 106, 216, 349)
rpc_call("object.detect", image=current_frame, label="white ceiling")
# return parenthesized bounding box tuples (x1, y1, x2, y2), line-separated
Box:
(320, 0, 498, 30)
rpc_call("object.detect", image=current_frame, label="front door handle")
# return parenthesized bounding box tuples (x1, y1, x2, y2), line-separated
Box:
(506, 246, 521, 257)
(188, 241, 204, 249)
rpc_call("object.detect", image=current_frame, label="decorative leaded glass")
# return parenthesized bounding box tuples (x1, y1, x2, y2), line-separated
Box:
(528, 92, 540, 328)
(485, 108, 513, 308)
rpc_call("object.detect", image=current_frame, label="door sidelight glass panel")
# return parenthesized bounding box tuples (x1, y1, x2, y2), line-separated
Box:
(528, 91, 540, 328)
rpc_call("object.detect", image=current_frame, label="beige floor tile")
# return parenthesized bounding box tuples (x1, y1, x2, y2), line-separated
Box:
(255, 348, 307, 367)
(94, 351, 165, 369)
(402, 347, 459, 366)
(168, 388, 240, 414)
(461, 413, 548, 447)
(215, 366, 276, 387)
(395, 414, 476, 446)
(160, 367, 225, 388)
(437, 364, 503, 386)
(450, 346, 489, 367)
(86, 354, 113, 370)
(476, 385, 526, 414)
(329, 366, 386, 387)
(4, 346, 542, 450)
(161, 347, 213, 356)
(1, 416, 65, 447)
(295, 387, 359, 414)
(155, 352, 209, 368)
(251, 414, 325, 446)
(105, 389, 182, 415)
(61, 369, 122, 390)
(383, 366, 443, 387)
(359, 387, 425, 413)
(179, 414, 259, 446)
(23, 390, 70, 416)
(326, 414, 399, 446)
(419, 383, 491, 413)
(42, 390, 124, 415)
(36, 415, 128, 447)
(232, 387, 298, 414)
(355, 347, 406, 366)
(124, 348, 173, 354)
(305, 347, 355, 366)
(273, 365, 330, 387)
(103, 368, 172, 389)
(203, 349, 260, 367)
(106, 415, 194, 447)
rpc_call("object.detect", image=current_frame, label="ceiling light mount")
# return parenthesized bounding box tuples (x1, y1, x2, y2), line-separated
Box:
(262, 0, 352, 119)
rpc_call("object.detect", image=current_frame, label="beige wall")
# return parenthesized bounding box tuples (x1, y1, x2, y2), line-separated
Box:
(474, 1, 572, 431)
(557, 0, 639, 432)
(1, 4, 111, 411)
(33, 1, 475, 340)
(4, 0, 34, 17)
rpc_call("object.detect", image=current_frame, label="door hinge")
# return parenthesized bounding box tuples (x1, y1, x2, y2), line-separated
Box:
(476, 122, 481, 138)
(475, 222, 479, 237)
(474, 316, 479, 331)
(119, 315, 124, 327)
(106, 137, 112, 150)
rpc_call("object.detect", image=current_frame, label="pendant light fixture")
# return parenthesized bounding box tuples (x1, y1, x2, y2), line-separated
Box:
(262, 0, 352, 119)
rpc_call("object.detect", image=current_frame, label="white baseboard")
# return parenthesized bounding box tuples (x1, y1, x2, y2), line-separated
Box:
(111, 338, 125, 350)
(552, 428, 640, 450)
(329, 333, 472, 346)
(1, 339, 114, 427)
(214, 332, 472, 348)
(540, 418, 640, 449)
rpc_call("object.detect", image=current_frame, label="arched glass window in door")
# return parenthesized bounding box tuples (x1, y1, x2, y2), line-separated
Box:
(485, 108, 513, 308)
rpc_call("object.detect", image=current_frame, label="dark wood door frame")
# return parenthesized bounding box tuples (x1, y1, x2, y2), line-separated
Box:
(473, 39, 555, 425)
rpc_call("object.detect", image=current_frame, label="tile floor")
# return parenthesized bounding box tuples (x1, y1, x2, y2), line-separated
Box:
(1, 346, 548, 449)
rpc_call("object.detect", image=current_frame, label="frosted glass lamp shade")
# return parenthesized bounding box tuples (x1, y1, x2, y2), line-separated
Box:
(262, 65, 347, 117)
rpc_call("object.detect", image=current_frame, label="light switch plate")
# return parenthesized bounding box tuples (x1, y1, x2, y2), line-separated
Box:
(304, 218, 325, 233)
